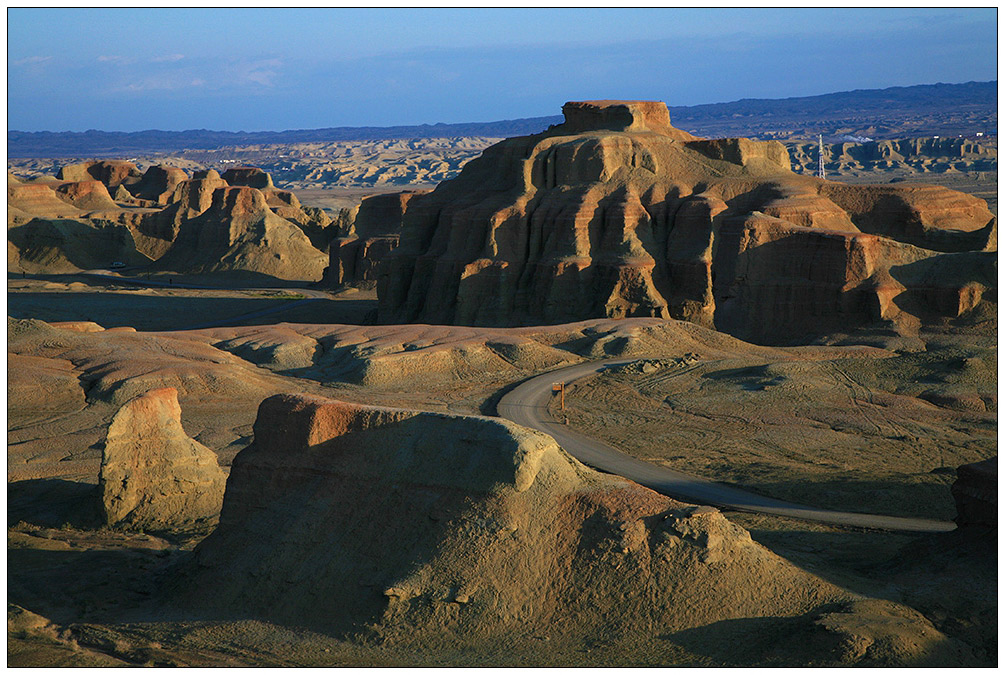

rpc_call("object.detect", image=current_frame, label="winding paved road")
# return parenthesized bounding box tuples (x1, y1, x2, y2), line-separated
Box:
(497, 358, 957, 533)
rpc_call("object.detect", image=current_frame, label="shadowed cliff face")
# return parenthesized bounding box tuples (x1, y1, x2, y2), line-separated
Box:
(376, 101, 996, 343)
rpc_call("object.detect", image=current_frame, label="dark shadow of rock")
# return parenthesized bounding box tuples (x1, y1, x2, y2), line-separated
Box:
(8, 479, 103, 529)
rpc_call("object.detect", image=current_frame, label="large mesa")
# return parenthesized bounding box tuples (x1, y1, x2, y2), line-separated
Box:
(375, 100, 995, 343)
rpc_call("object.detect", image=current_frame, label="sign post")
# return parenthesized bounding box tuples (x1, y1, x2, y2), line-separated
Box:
(552, 382, 565, 411)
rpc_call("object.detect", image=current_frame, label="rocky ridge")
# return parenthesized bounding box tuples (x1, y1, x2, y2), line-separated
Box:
(15, 135, 992, 194)
(788, 137, 997, 178)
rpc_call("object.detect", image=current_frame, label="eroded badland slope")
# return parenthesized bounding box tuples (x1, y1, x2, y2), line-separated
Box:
(8, 163, 345, 280)
(7, 312, 996, 665)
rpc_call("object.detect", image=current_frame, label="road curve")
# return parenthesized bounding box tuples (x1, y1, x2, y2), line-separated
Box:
(497, 358, 956, 533)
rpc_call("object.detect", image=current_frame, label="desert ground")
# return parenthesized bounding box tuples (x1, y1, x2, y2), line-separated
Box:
(8, 100, 997, 667)
(8, 300, 995, 666)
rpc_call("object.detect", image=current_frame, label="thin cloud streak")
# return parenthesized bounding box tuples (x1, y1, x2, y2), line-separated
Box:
(12, 55, 53, 66)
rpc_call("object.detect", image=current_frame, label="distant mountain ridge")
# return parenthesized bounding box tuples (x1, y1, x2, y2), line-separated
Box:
(7, 81, 996, 158)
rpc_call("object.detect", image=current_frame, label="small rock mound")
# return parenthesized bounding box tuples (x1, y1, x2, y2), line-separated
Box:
(99, 387, 226, 530)
(790, 599, 982, 666)
(55, 180, 119, 212)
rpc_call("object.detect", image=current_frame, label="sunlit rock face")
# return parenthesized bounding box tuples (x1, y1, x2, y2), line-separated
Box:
(376, 100, 995, 342)
(99, 387, 226, 530)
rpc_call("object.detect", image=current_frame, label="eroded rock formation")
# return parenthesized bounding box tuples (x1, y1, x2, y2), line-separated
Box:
(54, 180, 119, 212)
(99, 387, 226, 530)
(376, 100, 996, 342)
(8, 164, 332, 279)
(155, 185, 327, 280)
(173, 393, 845, 635)
(168, 392, 976, 660)
(221, 166, 274, 190)
(56, 160, 143, 189)
(327, 189, 428, 286)
(788, 137, 998, 177)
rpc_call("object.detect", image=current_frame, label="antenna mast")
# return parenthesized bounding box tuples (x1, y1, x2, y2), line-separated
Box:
(817, 134, 826, 180)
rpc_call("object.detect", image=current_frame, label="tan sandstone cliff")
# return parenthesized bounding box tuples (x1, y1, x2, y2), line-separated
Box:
(327, 189, 429, 286)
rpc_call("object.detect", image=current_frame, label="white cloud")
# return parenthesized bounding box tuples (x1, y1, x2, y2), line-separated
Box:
(12, 55, 53, 66)
(118, 73, 206, 92)
(238, 58, 283, 88)
(244, 70, 276, 87)
(152, 54, 185, 63)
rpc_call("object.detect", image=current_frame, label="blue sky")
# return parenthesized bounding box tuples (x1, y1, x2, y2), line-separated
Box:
(7, 8, 998, 132)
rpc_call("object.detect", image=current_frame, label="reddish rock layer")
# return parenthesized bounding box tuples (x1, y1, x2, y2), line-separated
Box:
(55, 180, 119, 212)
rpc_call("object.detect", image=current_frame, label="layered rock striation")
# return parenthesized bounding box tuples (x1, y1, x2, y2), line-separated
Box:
(376, 100, 996, 342)
(154, 184, 327, 280)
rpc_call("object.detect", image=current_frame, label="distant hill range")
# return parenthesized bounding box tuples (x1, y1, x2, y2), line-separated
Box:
(8, 81, 996, 158)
